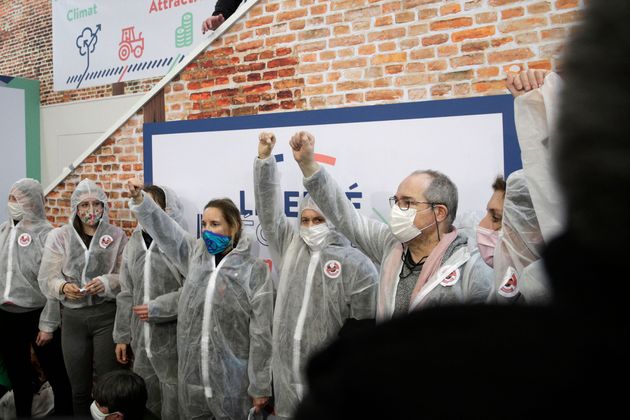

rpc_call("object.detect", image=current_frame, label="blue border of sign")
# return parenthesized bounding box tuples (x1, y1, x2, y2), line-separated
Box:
(143, 95, 520, 184)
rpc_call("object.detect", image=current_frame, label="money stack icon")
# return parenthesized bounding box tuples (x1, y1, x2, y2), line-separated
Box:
(175, 12, 193, 47)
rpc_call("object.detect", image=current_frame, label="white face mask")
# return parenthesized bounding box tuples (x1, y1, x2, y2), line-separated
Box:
(90, 401, 109, 420)
(389, 205, 434, 243)
(9, 202, 24, 221)
(8, 202, 24, 221)
(299, 223, 330, 250)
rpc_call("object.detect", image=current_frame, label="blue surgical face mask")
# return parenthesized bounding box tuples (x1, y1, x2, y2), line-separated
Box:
(202, 230, 232, 255)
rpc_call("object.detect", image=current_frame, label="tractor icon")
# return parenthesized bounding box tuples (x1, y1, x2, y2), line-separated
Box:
(118, 27, 144, 61)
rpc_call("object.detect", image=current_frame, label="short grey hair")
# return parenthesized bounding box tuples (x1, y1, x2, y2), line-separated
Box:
(411, 169, 458, 227)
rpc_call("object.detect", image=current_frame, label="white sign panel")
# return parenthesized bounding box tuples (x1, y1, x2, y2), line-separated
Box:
(53, 0, 215, 91)
(0, 86, 26, 223)
(145, 98, 518, 269)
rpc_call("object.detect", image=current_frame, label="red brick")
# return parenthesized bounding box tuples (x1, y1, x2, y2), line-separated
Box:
(461, 41, 489, 52)
(410, 48, 435, 60)
(395, 74, 431, 86)
(475, 12, 497, 24)
(499, 17, 547, 33)
(311, 4, 328, 14)
(337, 81, 371, 91)
(488, 48, 535, 64)
(431, 84, 452, 97)
(235, 39, 264, 52)
(427, 60, 447, 71)
(289, 20, 306, 30)
(489, 0, 522, 5)
(541, 28, 566, 40)
(266, 34, 297, 46)
(452, 26, 495, 42)
(491, 36, 514, 47)
(440, 3, 461, 15)
(375, 16, 393, 26)
(501, 7, 524, 19)
(268, 57, 299, 68)
(345, 93, 365, 103)
(296, 41, 326, 53)
(527, 60, 552, 70)
(423, 34, 449, 46)
(472, 80, 506, 93)
(430, 17, 473, 31)
(555, 0, 578, 9)
(528, 1, 551, 14)
(395, 11, 415, 23)
(277, 9, 308, 22)
(439, 70, 474, 82)
(476, 66, 500, 78)
(368, 28, 406, 42)
(366, 89, 403, 101)
(372, 52, 408, 64)
(438, 45, 459, 57)
(551, 11, 581, 24)
(245, 15, 274, 28)
(305, 85, 334, 95)
(450, 53, 485, 67)
(385, 65, 404, 74)
(330, 35, 365, 47)
(332, 58, 368, 70)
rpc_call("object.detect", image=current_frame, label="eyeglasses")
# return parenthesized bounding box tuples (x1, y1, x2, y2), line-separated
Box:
(389, 196, 437, 211)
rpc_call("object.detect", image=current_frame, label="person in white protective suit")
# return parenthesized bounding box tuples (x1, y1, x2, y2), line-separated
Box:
(114, 185, 187, 419)
(289, 131, 494, 321)
(494, 68, 562, 304)
(475, 176, 506, 269)
(38, 178, 127, 416)
(493, 170, 551, 304)
(127, 179, 273, 420)
(254, 132, 378, 419)
(0, 178, 73, 418)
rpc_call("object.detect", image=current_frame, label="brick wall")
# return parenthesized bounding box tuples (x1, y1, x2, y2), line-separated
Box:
(1, 0, 584, 232)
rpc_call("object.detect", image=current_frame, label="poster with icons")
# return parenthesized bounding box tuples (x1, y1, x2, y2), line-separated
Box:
(52, 0, 216, 91)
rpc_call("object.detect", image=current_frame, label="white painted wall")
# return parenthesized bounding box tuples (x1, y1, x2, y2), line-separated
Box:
(0, 85, 26, 222)
(40, 93, 143, 187)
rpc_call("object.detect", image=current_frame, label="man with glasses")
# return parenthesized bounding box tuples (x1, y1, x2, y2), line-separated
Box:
(289, 131, 494, 321)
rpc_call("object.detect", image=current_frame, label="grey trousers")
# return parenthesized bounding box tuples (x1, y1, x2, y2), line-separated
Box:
(61, 302, 123, 416)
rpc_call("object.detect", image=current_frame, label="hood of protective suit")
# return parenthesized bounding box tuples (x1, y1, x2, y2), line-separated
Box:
(8, 178, 47, 224)
(298, 195, 330, 226)
(297, 195, 348, 248)
(162, 186, 187, 230)
(494, 170, 545, 297)
(70, 178, 109, 224)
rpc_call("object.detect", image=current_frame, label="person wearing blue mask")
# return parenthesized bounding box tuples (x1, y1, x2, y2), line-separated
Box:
(127, 179, 273, 420)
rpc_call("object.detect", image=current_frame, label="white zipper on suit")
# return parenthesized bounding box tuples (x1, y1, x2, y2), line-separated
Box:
(201, 254, 228, 399)
(3, 226, 17, 302)
(292, 250, 321, 399)
(143, 241, 155, 359)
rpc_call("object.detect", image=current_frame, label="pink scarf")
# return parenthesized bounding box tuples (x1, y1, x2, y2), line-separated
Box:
(408, 228, 459, 309)
(377, 228, 459, 320)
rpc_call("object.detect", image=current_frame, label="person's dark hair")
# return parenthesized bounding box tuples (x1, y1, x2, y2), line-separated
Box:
(93, 370, 147, 420)
(142, 185, 166, 211)
(492, 176, 506, 193)
(555, 0, 630, 250)
(411, 169, 458, 227)
(204, 198, 242, 247)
